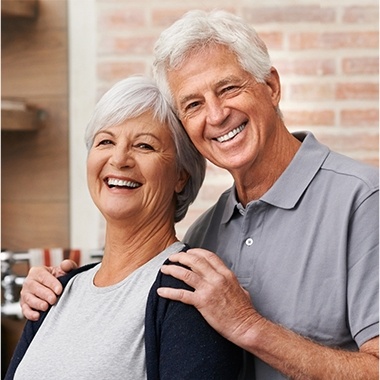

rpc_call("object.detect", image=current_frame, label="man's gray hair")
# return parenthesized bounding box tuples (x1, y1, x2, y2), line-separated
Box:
(153, 9, 272, 110)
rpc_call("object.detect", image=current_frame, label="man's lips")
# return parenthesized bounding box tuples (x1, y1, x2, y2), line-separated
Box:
(215, 123, 246, 143)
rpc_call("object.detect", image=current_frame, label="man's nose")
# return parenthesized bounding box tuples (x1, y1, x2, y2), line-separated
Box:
(205, 96, 228, 126)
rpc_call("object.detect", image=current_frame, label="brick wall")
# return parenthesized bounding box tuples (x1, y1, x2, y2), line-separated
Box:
(94, 1, 379, 238)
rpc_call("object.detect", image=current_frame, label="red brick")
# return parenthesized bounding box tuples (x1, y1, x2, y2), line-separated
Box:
(152, 7, 236, 28)
(343, 6, 379, 24)
(283, 110, 335, 126)
(285, 83, 335, 101)
(242, 6, 335, 24)
(97, 7, 146, 30)
(258, 32, 284, 50)
(336, 83, 379, 100)
(316, 132, 379, 153)
(275, 59, 335, 76)
(341, 109, 379, 126)
(289, 32, 379, 50)
(98, 35, 157, 55)
(97, 61, 146, 82)
(342, 57, 379, 75)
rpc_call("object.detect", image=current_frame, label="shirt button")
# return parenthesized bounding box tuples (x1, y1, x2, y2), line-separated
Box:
(245, 238, 253, 246)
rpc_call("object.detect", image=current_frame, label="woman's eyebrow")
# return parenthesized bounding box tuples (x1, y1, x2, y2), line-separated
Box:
(94, 130, 114, 138)
(134, 132, 160, 141)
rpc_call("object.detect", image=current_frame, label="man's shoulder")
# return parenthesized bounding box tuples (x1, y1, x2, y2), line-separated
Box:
(323, 151, 379, 191)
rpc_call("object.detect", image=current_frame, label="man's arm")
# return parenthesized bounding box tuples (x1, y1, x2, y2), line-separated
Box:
(20, 260, 77, 320)
(158, 248, 379, 380)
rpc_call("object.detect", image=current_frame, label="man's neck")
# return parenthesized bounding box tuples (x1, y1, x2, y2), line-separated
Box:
(233, 131, 301, 206)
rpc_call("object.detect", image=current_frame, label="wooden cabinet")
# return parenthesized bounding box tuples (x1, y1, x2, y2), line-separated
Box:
(1, 99, 43, 131)
(1, 0, 70, 251)
(1, 0, 38, 19)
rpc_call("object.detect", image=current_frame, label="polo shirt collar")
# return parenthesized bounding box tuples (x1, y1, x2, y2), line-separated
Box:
(222, 131, 330, 223)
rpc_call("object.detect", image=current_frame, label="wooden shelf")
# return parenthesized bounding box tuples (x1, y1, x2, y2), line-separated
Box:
(1, 99, 42, 131)
(1, 0, 38, 19)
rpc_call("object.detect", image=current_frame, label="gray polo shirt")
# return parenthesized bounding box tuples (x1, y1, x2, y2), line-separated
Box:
(184, 132, 379, 380)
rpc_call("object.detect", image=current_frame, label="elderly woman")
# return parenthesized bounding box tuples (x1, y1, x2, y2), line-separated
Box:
(5, 76, 242, 380)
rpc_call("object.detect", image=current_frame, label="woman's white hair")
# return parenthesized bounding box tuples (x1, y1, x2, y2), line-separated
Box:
(85, 75, 206, 222)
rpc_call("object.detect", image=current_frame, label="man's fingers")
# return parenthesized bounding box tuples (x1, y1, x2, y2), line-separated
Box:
(20, 302, 41, 322)
(29, 266, 63, 296)
(19, 266, 64, 320)
(20, 283, 55, 309)
(157, 286, 195, 305)
(58, 259, 77, 275)
(160, 263, 201, 289)
(167, 248, 226, 275)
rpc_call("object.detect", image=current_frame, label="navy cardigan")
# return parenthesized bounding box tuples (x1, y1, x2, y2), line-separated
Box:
(5, 255, 242, 379)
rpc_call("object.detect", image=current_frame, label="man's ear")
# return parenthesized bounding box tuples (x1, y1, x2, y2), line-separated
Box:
(266, 67, 281, 107)
(175, 169, 189, 193)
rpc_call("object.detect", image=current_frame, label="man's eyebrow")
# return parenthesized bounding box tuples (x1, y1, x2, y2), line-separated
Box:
(178, 93, 199, 109)
(215, 76, 240, 87)
(178, 76, 242, 108)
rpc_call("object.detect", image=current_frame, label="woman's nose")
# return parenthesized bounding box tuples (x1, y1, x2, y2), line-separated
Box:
(110, 146, 134, 169)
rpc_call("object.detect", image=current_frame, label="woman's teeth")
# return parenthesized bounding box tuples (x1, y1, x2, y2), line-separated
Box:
(107, 178, 140, 188)
(216, 124, 246, 143)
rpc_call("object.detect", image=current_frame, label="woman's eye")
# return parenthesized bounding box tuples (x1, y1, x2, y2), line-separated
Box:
(97, 139, 113, 146)
(136, 143, 154, 151)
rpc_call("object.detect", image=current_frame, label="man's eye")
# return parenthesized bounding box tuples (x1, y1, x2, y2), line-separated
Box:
(185, 101, 200, 112)
(222, 85, 238, 93)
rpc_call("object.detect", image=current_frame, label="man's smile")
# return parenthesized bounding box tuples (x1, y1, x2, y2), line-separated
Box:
(215, 123, 246, 143)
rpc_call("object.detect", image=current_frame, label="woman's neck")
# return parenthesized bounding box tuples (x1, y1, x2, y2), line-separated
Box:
(94, 220, 178, 287)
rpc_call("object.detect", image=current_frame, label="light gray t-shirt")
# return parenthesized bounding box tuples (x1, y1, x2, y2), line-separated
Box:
(15, 241, 185, 380)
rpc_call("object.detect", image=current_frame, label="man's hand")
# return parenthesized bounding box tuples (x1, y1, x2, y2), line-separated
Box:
(158, 248, 261, 345)
(158, 249, 379, 379)
(20, 259, 77, 321)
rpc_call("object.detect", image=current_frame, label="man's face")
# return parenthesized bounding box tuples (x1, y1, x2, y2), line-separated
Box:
(167, 44, 281, 175)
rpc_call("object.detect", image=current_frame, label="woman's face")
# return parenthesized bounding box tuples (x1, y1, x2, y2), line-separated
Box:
(87, 112, 187, 224)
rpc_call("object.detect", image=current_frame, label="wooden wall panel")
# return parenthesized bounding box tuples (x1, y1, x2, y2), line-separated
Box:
(1, 0, 69, 251)
(1, 202, 69, 250)
(2, 98, 69, 202)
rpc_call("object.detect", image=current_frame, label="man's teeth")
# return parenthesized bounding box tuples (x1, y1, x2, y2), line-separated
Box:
(216, 124, 246, 143)
(107, 178, 140, 188)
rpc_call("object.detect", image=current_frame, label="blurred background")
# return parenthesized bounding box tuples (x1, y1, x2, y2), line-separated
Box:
(1, 0, 378, 376)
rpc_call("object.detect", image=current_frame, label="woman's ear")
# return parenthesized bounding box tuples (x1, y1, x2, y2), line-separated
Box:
(175, 169, 189, 193)
(266, 67, 281, 107)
